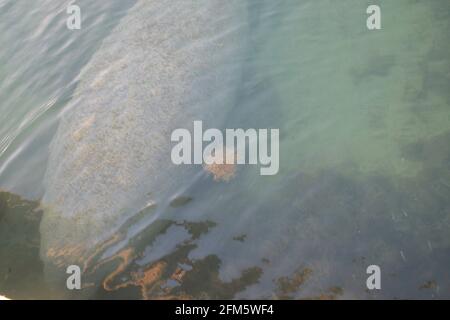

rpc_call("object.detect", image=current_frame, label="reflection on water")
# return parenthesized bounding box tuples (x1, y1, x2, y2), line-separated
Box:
(0, 0, 136, 199)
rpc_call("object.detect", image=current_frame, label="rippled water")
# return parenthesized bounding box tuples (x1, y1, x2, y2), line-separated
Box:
(0, 0, 449, 299)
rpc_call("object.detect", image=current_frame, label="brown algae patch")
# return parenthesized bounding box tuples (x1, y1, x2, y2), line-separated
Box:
(76, 218, 262, 299)
(203, 148, 237, 182)
(274, 267, 313, 299)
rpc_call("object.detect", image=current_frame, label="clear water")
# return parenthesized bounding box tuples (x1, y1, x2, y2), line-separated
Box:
(0, 0, 449, 299)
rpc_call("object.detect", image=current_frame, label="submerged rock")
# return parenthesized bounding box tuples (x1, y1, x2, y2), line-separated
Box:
(40, 0, 248, 287)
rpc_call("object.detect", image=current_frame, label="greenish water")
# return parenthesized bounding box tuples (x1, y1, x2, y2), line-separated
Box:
(0, 0, 449, 299)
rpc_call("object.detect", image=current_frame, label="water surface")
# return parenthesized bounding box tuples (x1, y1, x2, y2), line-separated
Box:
(0, 0, 449, 299)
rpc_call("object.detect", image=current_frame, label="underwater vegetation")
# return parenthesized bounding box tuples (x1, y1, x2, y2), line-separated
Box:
(1, 131, 449, 299)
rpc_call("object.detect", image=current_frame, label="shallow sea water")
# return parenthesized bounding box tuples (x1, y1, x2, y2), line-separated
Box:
(0, 0, 449, 299)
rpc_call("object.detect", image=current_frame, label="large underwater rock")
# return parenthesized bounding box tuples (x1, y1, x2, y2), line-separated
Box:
(40, 0, 248, 289)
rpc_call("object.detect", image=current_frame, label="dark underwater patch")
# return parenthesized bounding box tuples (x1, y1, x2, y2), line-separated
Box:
(1, 130, 448, 299)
